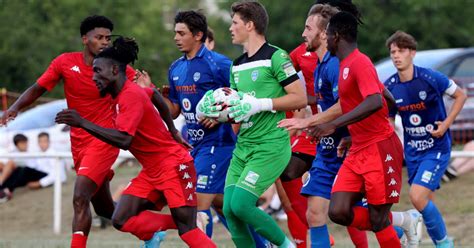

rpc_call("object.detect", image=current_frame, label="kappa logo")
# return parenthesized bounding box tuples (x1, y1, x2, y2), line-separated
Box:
(388, 178, 397, 186)
(387, 166, 395, 174)
(294, 239, 305, 244)
(70, 65, 81, 73)
(193, 72, 201, 82)
(187, 194, 194, 201)
(185, 182, 194, 189)
(419, 91, 427, 100)
(385, 154, 393, 162)
(302, 52, 311, 57)
(251, 70, 259, 81)
(183, 172, 191, 180)
(343, 67, 350, 80)
(179, 164, 189, 171)
(389, 190, 400, 198)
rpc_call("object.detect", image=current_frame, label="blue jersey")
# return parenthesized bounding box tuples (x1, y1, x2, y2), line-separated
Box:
(385, 66, 452, 160)
(168, 45, 236, 148)
(314, 52, 348, 162)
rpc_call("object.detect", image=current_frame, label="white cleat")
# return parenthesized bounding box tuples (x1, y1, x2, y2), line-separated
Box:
(402, 209, 423, 248)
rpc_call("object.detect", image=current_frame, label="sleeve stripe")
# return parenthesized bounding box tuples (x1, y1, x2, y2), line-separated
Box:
(280, 74, 300, 87)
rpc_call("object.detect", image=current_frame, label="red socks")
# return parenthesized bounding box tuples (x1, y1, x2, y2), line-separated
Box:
(281, 178, 308, 226)
(375, 225, 401, 248)
(71, 233, 87, 248)
(121, 211, 177, 240)
(180, 228, 217, 248)
(347, 226, 368, 248)
(286, 210, 308, 248)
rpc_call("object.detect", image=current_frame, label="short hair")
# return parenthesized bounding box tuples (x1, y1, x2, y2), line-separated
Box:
(231, 1, 268, 35)
(308, 4, 340, 30)
(315, 0, 362, 24)
(38, 132, 49, 139)
(13, 133, 27, 146)
(207, 27, 215, 42)
(174, 10, 208, 42)
(328, 11, 358, 43)
(80, 15, 114, 36)
(386, 31, 417, 51)
(96, 36, 139, 71)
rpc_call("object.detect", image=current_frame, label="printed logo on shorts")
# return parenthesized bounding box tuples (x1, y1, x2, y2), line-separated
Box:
(385, 154, 393, 162)
(193, 72, 201, 82)
(409, 114, 422, 126)
(302, 173, 311, 187)
(244, 171, 260, 185)
(421, 170, 433, 183)
(186, 182, 194, 189)
(187, 194, 194, 201)
(179, 164, 189, 171)
(182, 98, 192, 111)
(343, 67, 350, 80)
(197, 175, 208, 186)
(251, 70, 259, 81)
(389, 190, 399, 198)
(388, 178, 397, 186)
(387, 166, 395, 174)
(183, 172, 191, 180)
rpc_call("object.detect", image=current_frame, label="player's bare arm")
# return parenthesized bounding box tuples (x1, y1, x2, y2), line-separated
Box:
(382, 87, 396, 112)
(55, 109, 133, 150)
(431, 87, 467, 138)
(0, 83, 47, 125)
(277, 100, 342, 130)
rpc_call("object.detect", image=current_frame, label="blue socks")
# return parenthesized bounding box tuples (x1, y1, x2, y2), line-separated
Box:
(394, 226, 404, 238)
(421, 200, 447, 244)
(199, 209, 213, 238)
(310, 225, 330, 248)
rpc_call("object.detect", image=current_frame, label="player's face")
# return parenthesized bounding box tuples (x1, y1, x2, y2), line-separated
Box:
(82, 28, 112, 56)
(302, 15, 324, 52)
(174, 23, 201, 54)
(326, 25, 337, 55)
(16, 141, 28, 152)
(390, 44, 416, 71)
(229, 14, 248, 45)
(92, 58, 116, 97)
(38, 136, 50, 152)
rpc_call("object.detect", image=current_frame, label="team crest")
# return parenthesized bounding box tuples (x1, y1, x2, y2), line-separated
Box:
(343, 67, 350, 80)
(251, 70, 259, 82)
(193, 72, 201, 82)
(419, 91, 427, 100)
(182, 98, 192, 111)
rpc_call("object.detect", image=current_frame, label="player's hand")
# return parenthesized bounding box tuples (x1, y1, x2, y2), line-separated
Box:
(277, 118, 310, 131)
(55, 109, 84, 127)
(430, 121, 449, 138)
(160, 85, 170, 98)
(170, 128, 193, 150)
(337, 136, 352, 157)
(196, 90, 222, 121)
(228, 93, 272, 123)
(307, 122, 336, 142)
(199, 117, 219, 129)
(0, 108, 19, 126)
(134, 69, 153, 88)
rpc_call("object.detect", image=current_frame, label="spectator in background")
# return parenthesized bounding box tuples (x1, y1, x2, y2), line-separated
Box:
(0, 132, 66, 203)
(443, 140, 474, 182)
(205, 27, 215, 51)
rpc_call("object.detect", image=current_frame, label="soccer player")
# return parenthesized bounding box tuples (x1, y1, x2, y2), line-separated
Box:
(0, 16, 137, 247)
(199, 1, 307, 247)
(281, 12, 403, 247)
(384, 31, 466, 248)
(55, 37, 216, 248)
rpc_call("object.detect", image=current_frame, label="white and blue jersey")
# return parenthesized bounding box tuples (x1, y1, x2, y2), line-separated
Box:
(301, 52, 349, 199)
(385, 65, 456, 190)
(168, 45, 236, 193)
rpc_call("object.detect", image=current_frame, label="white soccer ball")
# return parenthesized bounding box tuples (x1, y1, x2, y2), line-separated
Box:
(212, 87, 240, 122)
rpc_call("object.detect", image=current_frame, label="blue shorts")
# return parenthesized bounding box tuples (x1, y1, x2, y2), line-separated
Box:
(192, 145, 234, 194)
(301, 155, 342, 199)
(406, 151, 450, 191)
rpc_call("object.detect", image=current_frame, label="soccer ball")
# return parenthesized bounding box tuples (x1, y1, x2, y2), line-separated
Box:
(212, 87, 240, 122)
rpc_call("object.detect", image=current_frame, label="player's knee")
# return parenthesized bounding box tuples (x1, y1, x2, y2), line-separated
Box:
(72, 192, 91, 210)
(408, 189, 429, 210)
(369, 213, 390, 232)
(230, 200, 251, 221)
(328, 206, 351, 226)
(111, 216, 125, 230)
(307, 208, 326, 226)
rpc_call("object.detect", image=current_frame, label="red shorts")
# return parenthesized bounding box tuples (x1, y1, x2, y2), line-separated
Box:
(72, 140, 119, 188)
(122, 161, 197, 209)
(332, 133, 403, 205)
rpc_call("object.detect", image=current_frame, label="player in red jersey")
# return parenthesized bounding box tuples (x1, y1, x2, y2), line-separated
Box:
(0, 16, 137, 247)
(56, 37, 216, 248)
(282, 12, 403, 247)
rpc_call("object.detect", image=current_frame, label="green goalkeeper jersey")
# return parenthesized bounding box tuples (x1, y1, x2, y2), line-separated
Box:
(230, 43, 299, 143)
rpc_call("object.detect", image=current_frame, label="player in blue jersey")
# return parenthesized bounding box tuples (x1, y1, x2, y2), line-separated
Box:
(384, 31, 467, 248)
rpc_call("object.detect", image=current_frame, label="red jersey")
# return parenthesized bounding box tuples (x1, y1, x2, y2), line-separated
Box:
(338, 49, 393, 153)
(288, 43, 318, 156)
(115, 81, 193, 177)
(37, 52, 135, 148)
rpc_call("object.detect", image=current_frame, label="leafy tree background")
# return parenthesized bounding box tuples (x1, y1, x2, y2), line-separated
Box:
(1, 0, 473, 98)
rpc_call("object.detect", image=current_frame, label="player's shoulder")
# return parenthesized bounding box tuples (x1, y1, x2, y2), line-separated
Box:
(203, 50, 232, 68)
(416, 65, 447, 82)
(384, 73, 399, 89)
(169, 55, 186, 71)
(290, 43, 306, 57)
(52, 52, 82, 64)
(267, 43, 290, 60)
(121, 81, 148, 100)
